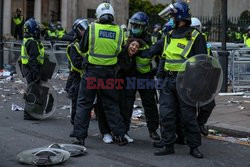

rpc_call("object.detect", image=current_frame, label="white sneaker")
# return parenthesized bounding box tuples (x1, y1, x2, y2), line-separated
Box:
(124, 134, 134, 143)
(102, 133, 113, 144)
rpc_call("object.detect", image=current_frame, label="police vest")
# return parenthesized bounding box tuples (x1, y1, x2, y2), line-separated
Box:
(202, 33, 212, 56)
(87, 23, 123, 66)
(235, 32, 242, 40)
(48, 30, 57, 38)
(66, 42, 85, 76)
(202, 33, 208, 41)
(13, 16, 23, 25)
(245, 37, 250, 47)
(162, 29, 200, 71)
(57, 29, 65, 39)
(136, 44, 152, 74)
(21, 37, 45, 65)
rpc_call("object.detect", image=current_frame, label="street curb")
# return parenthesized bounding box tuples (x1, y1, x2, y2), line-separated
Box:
(207, 122, 250, 138)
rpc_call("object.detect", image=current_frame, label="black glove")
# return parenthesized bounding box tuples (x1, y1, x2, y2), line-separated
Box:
(156, 59, 166, 79)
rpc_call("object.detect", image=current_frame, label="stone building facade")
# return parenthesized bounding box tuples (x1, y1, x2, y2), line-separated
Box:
(3, 0, 129, 36)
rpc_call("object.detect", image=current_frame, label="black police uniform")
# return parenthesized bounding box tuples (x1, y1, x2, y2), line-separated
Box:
(70, 24, 127, 144)
(142, 27, 207, 149)
(65, 41, 86, 124)
(22, 38, 43, 119)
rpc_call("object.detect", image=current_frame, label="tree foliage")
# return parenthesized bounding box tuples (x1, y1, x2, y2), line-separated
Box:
(129, 0, 167, 17)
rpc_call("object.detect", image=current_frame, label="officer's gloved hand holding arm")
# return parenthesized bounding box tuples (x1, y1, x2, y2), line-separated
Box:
(141, 38, 164, 59)
(27, 41, 42, 83)
(156, 58, 166, 79)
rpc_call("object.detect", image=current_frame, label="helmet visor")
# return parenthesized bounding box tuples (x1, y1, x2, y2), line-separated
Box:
(158, 4, 177, 20)
(78, 19, 88, 30)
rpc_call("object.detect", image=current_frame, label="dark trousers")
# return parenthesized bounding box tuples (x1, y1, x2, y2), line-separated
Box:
(96, 85, 129, 134)
(71, 67, 126, 139)
(95, 94, 111, 135)
(159, 77, 201, 148)
(70, 98, 77, 124)
(126, 73, 159, 133)
(23, 72, 35, 118)
(198, 100, 215, 125)
(96, 82, 130, 134)
(14, 25, 23, 40)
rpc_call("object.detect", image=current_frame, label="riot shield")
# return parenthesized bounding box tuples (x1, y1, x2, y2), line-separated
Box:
(17, 148, 70, 166)
(24, 81, 57, 119)
(17, 55, 57, 83)
(176, 54, 223, 107)
(48, 144, 87, 157)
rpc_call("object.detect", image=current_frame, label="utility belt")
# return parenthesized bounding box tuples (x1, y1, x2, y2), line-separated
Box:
(164, 70, 178, 77)
(87, 64, 116, 70)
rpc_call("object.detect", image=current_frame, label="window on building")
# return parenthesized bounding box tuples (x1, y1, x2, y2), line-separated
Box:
(87, 9, 96, 19)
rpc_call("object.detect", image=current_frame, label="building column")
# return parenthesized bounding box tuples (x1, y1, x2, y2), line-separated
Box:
(61, 0, 67, 30)
(3, 0, 12, 35)
(34, 0, 42, 22)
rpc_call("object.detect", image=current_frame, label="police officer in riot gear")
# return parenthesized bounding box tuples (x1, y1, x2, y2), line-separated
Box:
(45, 23, 57, 41)
(21, 18, 45, 120)
(13, 8, 24, 40)
(56, 21, 66, 40)
(244, 26, 250, 47)
(126, 12, 160, 141)
(65, 18, 88, 124)
(142, 1, 206, 158)
(190, 17, 216, 136)
(70, 3, 127, 146)
(234, 27, 243, 43)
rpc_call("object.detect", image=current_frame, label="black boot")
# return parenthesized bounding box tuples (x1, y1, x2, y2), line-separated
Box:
(114, 136, 128, 146)
(190, 147, 203, 159)
(154, 145, 175, 156)
(149, 131, 160, 141)
(72, 137, 85, 146)
(199, 125, 208, 136)
(153, 140, 166, 148)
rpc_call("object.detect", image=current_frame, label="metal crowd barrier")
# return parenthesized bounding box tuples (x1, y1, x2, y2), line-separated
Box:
(231, 48, 250, 92)
(52, 42, 69, 72)
(2, 40, 70, 72)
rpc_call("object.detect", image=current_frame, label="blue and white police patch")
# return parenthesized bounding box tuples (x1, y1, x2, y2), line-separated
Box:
(99, 30, 116, 39)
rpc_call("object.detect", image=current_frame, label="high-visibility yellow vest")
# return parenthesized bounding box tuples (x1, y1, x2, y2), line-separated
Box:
(66, 42, 85, 76)
(21, 37, 44, 65)
(87, 22, 123, 66)
(48, 30, 57, 38)
(235, 32, 242, 40)
(202, 33, 208, 41)
(245, 36, 250, 47)
(13, 16, 23, 25)
(57, 29, 65, 39)
(136, 44, 152, 74)
(162, 29, 200, 71)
